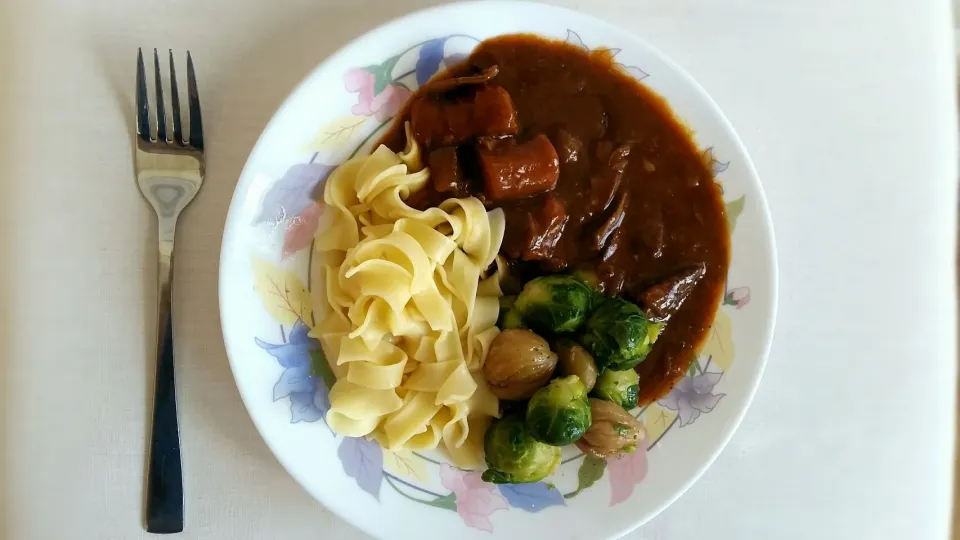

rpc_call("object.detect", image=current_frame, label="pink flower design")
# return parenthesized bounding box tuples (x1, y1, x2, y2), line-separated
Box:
(606, 442, 648, 506)
(440, 465, 508, 532)
(282, 202, 324, 258)
(344, 68, 411, 122)
(725, 286, 750, 309)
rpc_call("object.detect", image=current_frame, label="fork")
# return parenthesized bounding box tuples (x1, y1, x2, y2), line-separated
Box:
(135, 48, 204, 534)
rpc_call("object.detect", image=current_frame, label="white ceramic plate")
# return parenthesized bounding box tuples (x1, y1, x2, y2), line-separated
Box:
(219, 2, 778, 538)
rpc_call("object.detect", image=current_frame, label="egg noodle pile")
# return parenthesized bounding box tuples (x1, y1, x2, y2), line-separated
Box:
(309, 125, 505, 467)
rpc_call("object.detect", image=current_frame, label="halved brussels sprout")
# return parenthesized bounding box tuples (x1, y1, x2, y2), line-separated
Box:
(593, 368, 640, 409)
(526, 375, 591, 445)
(497, 296, 526, 329)
(515, 275, 592, 334)
(578, 297, 663, 371)
(572, 267, 600, 292)
(482, 414, 561, 484)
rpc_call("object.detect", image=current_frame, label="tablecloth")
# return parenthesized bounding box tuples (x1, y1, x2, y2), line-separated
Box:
(1, 0, 956, 538)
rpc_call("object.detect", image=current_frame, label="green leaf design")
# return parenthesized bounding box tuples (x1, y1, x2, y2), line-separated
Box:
(372, 55, 402, 95)
(564, 456, 606, 499)
(309, 349, 336, 388)
(422, 493, 458, 511)
(725, 195, 746, 233)
(384, 475, 458, 512)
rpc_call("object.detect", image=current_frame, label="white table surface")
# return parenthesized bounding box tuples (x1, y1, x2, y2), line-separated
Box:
(1, 0, 957, 538)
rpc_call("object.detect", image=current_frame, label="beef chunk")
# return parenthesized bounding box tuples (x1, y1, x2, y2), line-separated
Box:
(478, 134, 560, 202)
(520, 195, 569, 262)
(553, 129, 583, 165)
(590, 189, 629, 253)
(410, 85, 519, 147)
(584, 143, 631, 219)
(421, 65, 499, 93)
(427, 147, 463, 194)
(636, 265, 706, 321)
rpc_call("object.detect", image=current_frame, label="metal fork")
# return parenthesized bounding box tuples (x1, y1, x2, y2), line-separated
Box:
(135, 48, 204, 534)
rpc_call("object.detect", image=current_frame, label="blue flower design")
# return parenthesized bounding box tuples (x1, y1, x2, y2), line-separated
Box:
(338, 436, 384, 501)
(414, 37, 472, 87)
(254, 162, 333, 224)
(565, 29, 649, 80)
(658, 371, 725, 427)
(255, 319, 332, 425)
(703, 147, 730, 175)
(416, 38, 450, 86)
(498, 482, 565, 512)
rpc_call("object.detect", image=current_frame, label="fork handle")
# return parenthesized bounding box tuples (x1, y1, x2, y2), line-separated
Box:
(146, 249, 183, 534)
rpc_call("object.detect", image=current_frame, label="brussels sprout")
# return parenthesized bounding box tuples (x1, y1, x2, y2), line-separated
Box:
(497, 296, 526, 329)
(556, 340, 598, 392)
(593, 369, 640, 409)
(500, 309, 526, 330)
(515, 275, 592, 333)
(571, 267, 606, 309)
(578, 297, 663, 371)
(526, 375, 591, 445)
(572, 267, 600, 291)
(482, 414, 561, 484)
(575, 398, 644, 458)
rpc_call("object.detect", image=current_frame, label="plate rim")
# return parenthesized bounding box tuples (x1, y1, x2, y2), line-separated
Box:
(218, 1, 779, 537)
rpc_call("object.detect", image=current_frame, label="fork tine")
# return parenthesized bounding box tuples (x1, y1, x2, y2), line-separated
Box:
(186, 52, 203, 150)
(168, 50, 183, 145)
(153, 49, 168, 142)
(136, 48, 151, 142)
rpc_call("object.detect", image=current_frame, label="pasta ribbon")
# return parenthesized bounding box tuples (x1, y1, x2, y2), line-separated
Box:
(309, 123, 503, 466)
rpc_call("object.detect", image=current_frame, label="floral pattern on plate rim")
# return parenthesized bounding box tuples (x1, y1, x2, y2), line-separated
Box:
(248, 32, 753, 532)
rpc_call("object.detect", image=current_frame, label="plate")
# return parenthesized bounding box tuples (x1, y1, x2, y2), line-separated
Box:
(219, 2, 778, 538)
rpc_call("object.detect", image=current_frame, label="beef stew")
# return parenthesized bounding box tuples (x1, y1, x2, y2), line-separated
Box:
(379, 34, 730, 404)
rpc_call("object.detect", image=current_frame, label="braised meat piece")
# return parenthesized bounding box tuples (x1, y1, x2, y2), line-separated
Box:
(634, 265, 707, 321)
(421, 65, 500, 93)
(427, 147, 464, 194)
(478, 134, 560, 202)
(410, 85, 519, 147)
(553, 129, 583, 165)
(504, 195, 570, 265)
(584, 143, 631, 219)
(591, 189, 629, 253)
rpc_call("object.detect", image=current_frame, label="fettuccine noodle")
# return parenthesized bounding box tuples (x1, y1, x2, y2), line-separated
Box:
(310, 124, 504, 467)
